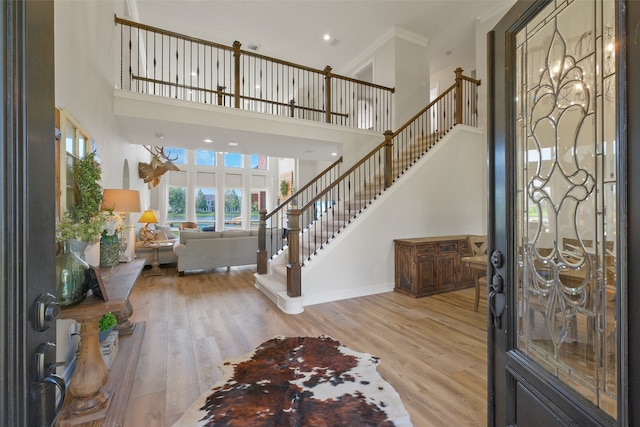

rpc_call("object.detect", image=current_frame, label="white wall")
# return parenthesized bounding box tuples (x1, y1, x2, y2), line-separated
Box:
(301, 126, 486, 306)
(297, 159, 330, 192)
(54, 0, 149, 381)
(394, 36, 430, 127)
(474, 1, 516, 133)
(342, 28, 430, 130)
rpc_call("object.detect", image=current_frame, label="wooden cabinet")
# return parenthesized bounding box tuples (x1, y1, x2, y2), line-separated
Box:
(394, 235, 474, 297)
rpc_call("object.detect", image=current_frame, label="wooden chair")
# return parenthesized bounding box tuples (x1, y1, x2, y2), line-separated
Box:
(478, 276, 488, 311)
(468, 235, 487, 256)
(178, 221, 198, 231)
(467, 235, 487, 312)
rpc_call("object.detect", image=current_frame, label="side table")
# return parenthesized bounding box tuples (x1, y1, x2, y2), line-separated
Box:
(143, 241, 174, 276)
(57, 260, 144, 422)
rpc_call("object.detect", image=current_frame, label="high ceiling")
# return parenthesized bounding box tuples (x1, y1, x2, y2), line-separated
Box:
(131, 0, 511, 77)
(120, 0, 513, 159)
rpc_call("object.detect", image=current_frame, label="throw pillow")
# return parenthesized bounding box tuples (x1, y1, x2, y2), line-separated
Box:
(156, 224, 177, 239)
(202, 225, 216, 232)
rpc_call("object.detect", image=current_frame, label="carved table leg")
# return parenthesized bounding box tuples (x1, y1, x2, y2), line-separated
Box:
(68, 316, 111, 415)
(114, 298, 135, 335)
(145, 247, 164, 276)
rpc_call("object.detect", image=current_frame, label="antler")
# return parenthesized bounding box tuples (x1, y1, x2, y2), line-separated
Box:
(139, 145, 180, 188)
(149, 146, 178, 162)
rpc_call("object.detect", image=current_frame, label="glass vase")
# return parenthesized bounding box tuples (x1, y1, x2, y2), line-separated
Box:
(56, 241, 89, 307)
(100, 233, 120, 267)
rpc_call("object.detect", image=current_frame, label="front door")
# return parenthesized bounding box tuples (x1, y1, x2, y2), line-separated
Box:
(488, 0, 638, 425)
(1, 1, 63, 426)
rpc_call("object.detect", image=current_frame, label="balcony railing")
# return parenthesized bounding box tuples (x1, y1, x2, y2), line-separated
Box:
(257, 68, 481, 298)
(115, 16, 395, 133)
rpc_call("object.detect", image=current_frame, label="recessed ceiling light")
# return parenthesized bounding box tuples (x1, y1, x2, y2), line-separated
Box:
(203, 138, 213, 143)
(191, 72, 197, 76)
(228, 142, 239, 146)
(331, 152, 338, 156)
(255, 84, 260, 89)
(155, 133, 164, 139)
(323, 34, 331, 41)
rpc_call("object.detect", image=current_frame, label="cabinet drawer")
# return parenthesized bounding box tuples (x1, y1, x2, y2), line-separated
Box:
(438, 242, 457, 253)
(416, 244, 437, 256)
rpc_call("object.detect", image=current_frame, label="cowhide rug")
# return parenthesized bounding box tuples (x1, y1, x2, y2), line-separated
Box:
(173, 336, 413, 427)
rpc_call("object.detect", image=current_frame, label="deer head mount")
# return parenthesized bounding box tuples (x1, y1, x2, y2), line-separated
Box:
(138, 146, 180, 188)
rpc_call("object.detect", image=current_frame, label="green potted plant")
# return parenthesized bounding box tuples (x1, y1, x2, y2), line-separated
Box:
(98, 312, 117, 342)
(56, 151, 106, 244)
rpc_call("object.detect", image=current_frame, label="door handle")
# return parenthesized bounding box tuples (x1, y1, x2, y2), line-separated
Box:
(33, 342, 67, 427)
(488, 250, 506, 329)
(42, 374, 66, 427)
(489, 287, 506, 329)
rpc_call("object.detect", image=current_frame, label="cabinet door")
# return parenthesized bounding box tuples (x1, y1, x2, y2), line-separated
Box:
(436, 254, 459, 290)
(395, 243, 417, 295)
(416, 255, 436, 295)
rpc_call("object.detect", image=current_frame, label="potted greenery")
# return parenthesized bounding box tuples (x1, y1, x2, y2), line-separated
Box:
(98, 312, 117, 342)
(56, 151, 106, 244)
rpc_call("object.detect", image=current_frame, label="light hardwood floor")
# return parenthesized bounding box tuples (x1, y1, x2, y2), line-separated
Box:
(124, 265, 488, 426)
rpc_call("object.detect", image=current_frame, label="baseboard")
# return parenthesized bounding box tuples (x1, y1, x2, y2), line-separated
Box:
(303, 282, 394, 307)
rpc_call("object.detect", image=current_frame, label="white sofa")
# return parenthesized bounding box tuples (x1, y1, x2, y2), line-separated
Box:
(173, 229, 259, 275)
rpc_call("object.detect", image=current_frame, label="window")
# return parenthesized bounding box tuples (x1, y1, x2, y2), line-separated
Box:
(250, 155, 267, 170)
(195, 188, 215, 228)
(224, 188, 242, 229)
(167, 186, 187, 223)
(195, 150, 216, 166)
(155, 149, 275, 231)
(250, 190, 266, 229)
(224, 152, 243, 168)
(57, 109, 91, 217)
(165, 147, 187, 165)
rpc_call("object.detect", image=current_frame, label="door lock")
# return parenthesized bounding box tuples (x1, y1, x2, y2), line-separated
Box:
(490, 250, 504, 269)
(35, 293, 60, 331)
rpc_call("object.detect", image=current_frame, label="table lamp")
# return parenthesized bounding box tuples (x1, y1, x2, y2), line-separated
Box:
(101, 189, 141, 214)
(137, 209, 159, 242)
(101, 189, 141, 262)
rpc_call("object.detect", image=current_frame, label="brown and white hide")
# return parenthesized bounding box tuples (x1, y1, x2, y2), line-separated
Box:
(173, 336, 412, 427)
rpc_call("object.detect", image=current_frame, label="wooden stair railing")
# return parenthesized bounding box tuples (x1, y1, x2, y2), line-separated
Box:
(257, 156, 344, 274)
(115, 16, 395, 133)
(259, 68, 481, 298)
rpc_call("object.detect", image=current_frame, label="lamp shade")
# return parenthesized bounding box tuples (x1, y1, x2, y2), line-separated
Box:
(101, 189, 141, 213)
(137, 210, 159, 224)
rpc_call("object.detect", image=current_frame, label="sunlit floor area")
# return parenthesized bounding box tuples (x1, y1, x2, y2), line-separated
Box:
(125, 265, 488, 426)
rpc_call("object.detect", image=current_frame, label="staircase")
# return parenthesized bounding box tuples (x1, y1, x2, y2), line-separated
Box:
(255, 69, 483, 313)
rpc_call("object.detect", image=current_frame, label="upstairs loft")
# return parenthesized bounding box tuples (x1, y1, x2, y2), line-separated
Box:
(114, 16, 400, 163)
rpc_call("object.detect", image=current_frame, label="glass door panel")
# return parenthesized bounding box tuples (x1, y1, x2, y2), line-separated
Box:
(515, 0, 617, 417)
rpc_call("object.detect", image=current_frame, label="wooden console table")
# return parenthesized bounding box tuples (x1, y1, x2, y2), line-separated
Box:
(394, 235, 474, 297)
(57, 260, 145, 426)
